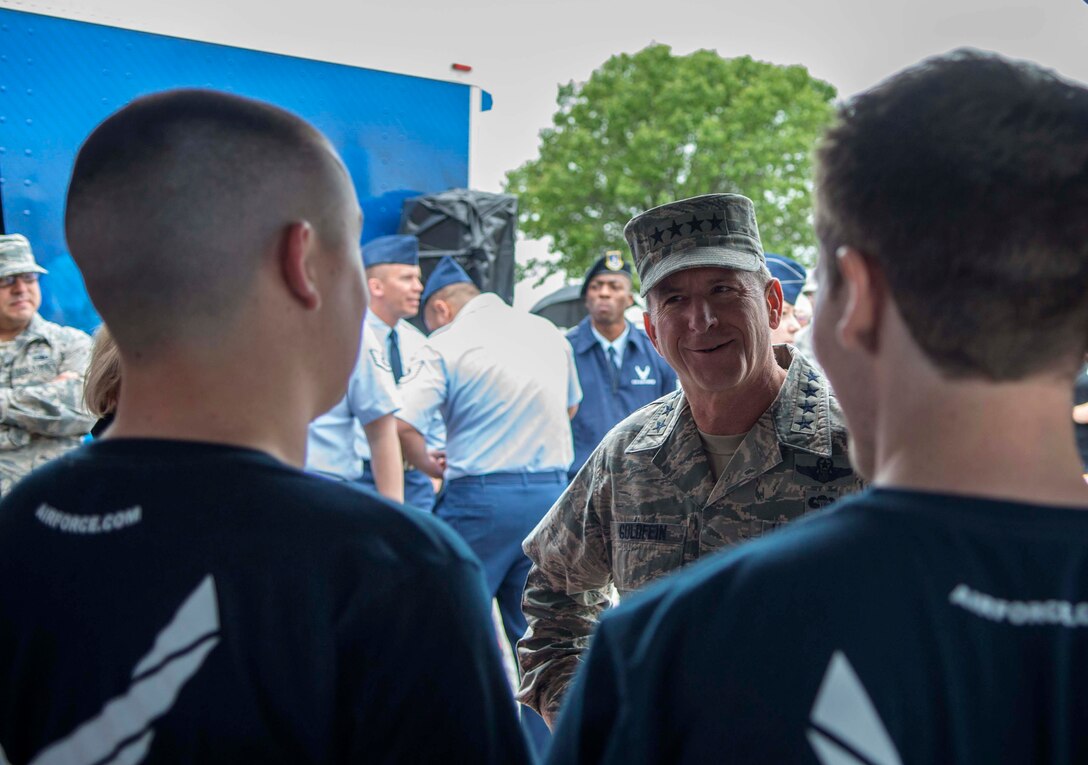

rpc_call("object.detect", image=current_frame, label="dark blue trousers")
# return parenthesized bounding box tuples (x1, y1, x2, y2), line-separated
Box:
(438, 470, 566, 759)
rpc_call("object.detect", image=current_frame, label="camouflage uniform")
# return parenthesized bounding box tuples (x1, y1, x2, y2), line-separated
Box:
(517, 345, 863, 720)
(0, 313, 94, 493)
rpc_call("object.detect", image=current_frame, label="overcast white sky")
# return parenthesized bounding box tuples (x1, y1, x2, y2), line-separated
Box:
(7, 0, 1088, 306)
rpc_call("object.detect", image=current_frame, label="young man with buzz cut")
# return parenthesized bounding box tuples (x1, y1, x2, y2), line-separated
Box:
(0, 90, 528, 764)
(546, 49, 1088, 764)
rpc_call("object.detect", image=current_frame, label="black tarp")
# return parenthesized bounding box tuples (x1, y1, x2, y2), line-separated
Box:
(529, 284, 585, 330)
(398, 189, 517, 333)
(531, 285, 647, 332)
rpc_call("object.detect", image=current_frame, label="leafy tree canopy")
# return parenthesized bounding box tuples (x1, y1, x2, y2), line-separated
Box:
(506, 44, 837, 284)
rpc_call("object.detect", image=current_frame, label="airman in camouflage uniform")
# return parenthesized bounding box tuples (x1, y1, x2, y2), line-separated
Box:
(517, 194, 863, 724)
(0, 235, 94, 494)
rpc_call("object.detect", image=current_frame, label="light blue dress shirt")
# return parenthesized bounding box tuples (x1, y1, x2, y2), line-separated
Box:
(397, 293, 582, 480)
(306, 324, 400, 481)
(361, 311, 445, 456)
(590, 323, 631, 370)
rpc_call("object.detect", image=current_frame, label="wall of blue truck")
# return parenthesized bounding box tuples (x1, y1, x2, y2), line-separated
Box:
(0, 7, 490, 332)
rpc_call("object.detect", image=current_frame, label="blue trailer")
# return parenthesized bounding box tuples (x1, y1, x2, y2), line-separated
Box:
(0, 7, 490, 332)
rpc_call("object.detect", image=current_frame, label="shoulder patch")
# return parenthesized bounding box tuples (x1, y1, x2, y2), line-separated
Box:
(367, 347, 392, 373)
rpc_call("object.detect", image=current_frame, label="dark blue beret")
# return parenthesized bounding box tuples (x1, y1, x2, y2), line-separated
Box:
(765, 254, 807, 306)
(422, 256, 473, 307)
(581, 251, 633, 298)
(362, 235, 419, 268)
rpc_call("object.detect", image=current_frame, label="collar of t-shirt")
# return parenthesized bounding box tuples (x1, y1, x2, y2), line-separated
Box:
(590, 322, 630, 369)
(697, 428, 749, 481)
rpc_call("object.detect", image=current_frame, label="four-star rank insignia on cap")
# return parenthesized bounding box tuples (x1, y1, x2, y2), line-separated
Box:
(604, 251, 624, 271)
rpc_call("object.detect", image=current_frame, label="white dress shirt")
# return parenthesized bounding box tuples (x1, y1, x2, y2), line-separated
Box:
(397, 293, 582, 480)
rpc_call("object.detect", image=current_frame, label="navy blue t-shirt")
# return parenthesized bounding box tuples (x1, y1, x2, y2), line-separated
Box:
(0, 439, 529, 764)
(549, 488, 1088, 764)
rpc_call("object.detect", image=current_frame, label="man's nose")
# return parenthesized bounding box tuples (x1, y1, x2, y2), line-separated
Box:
(688, 299, 718, 331)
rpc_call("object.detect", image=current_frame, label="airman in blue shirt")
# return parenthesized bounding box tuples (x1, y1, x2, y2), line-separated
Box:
(397, 256, 581, 757)
(566, 252, 677, 479)
(360, 234, 444, 511)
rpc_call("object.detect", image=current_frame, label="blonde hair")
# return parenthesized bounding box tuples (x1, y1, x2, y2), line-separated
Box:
(84, 324, 122, 417)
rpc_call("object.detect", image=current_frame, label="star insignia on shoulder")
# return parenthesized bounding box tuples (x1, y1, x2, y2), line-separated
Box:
(801, 402, 816, 414)
(802, 384, 820, 398)
(806, 370, 821, 383)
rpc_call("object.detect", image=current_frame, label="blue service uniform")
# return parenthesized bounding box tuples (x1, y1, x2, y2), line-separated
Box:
(306, 325, 399, 483)
(566, 316, 678, 479)
(360, 312, 443, 511)
(398, 291, 581, 757)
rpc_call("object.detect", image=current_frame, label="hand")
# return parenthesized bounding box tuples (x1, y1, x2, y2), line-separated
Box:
(428, 449, 448, 473)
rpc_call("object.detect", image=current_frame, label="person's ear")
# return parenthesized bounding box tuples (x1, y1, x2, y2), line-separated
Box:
(835, 246, 883, 354)
(280, 221, 320, 310)
(367, 275, 384, 299)
(643, 310, 660, 352)
(428, 299, 447, 329)
(765, 279, 784, 330)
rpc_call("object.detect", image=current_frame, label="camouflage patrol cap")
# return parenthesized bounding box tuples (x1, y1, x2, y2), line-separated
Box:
(623, 194, 763, 297)
(0, 234, 48, 279)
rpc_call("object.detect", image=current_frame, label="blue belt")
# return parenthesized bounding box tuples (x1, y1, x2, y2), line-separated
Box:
(448, 470, 566, 487)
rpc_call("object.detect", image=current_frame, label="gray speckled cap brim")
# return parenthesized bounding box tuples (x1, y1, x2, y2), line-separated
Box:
(638, 246, 761, 296)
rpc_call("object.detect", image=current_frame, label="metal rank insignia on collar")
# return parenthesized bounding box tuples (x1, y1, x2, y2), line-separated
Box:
(792, 371, 821, 434)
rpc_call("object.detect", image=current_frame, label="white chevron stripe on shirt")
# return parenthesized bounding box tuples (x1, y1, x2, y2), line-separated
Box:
(808, 651, 902, 765)
(26, 576, 220, 765)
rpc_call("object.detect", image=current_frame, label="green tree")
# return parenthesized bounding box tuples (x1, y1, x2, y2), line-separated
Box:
(506, 45, 837, 282)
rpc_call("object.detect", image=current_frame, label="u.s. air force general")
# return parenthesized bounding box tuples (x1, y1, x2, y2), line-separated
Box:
(516, 193, 864, 726)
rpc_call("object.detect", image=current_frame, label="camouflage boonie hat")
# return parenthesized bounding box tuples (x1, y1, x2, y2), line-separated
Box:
(0, 234, 48, 279)
(623, 194, 763, 297)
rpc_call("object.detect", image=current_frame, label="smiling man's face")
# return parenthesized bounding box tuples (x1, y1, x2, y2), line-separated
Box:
(0, 273, 42, 338)
(645, 266, 780, 400)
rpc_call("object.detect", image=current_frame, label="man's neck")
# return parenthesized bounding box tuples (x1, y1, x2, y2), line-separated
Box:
(106, 347, 315, 468)
(0, 320, 31, 342)
(687, 355, 788, 436)
(368, 303, 401, 329)
(591, 317, 627, 343)
(874, 371, 1088, 506)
